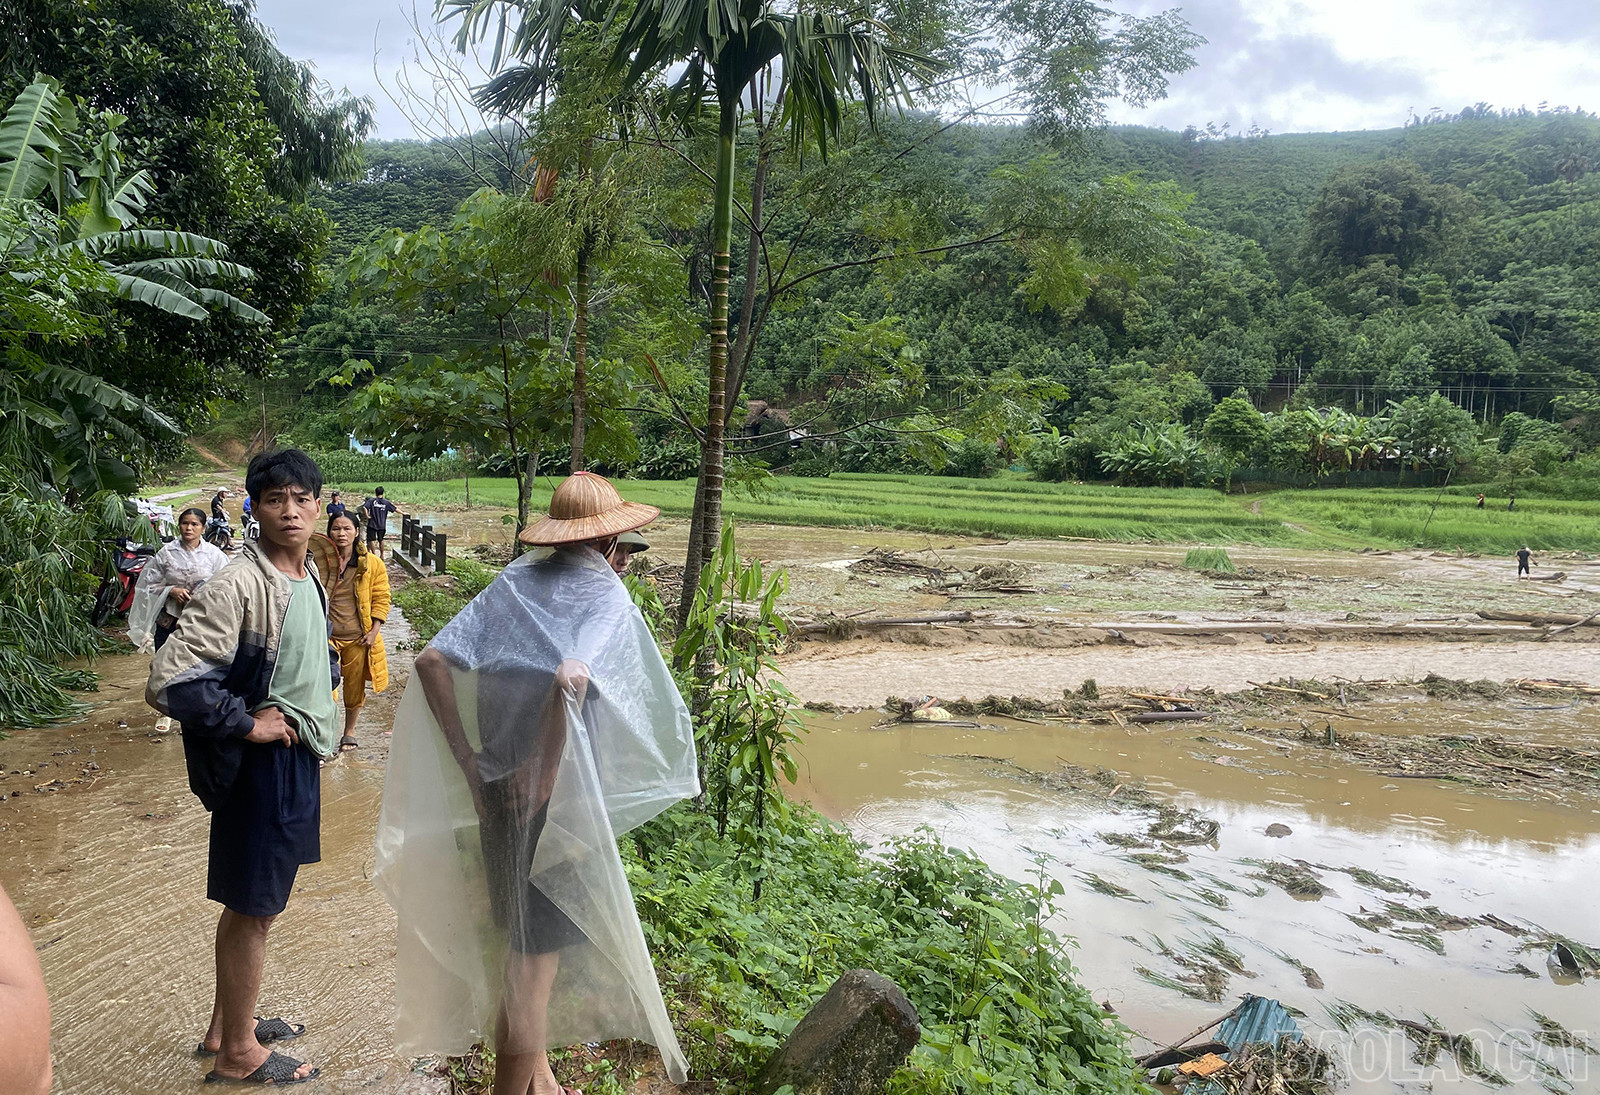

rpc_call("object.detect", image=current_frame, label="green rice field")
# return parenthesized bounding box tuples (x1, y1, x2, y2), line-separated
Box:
(324, 472, 1600, 554)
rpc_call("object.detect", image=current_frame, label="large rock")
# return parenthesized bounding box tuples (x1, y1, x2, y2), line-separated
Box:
(756, 969, 921, 1095)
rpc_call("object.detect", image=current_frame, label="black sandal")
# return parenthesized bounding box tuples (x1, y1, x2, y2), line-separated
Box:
(195, 1017, 305, 1056)
(338, 736, 358, 751)
(204, 1049, 319, 1084)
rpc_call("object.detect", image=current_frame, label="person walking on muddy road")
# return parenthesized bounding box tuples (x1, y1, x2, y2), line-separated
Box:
(128, 507, 229, 731)
(312, 511, 391, 753)
(1516, 545, 1534, 579)
(377, 472, 699, 1095)
(146, 449, 339, 1085)
(362, 486, 400, 554)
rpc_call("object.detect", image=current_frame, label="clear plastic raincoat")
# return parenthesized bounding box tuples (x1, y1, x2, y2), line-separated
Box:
(126, 538, 229, 652)
(374, 545, 698, 1081)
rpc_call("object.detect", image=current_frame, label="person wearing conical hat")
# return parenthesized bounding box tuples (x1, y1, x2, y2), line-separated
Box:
(375, 472, 698, 1094)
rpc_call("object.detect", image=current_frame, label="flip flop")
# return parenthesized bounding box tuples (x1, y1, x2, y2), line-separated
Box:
(204, 1049, 319, 1085)
(338, 736, 358, 751)
(195, 1017, 305, 1056)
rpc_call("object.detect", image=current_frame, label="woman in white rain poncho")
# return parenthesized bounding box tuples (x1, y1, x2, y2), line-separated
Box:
(127, 507, 229, 653)
(375, 473, 699, 1094)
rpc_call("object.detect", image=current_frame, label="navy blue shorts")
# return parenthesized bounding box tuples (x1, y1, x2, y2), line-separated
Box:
(207, 742, 321, 917)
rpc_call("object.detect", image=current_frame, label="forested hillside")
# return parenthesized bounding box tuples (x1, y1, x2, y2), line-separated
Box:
(298, 108, 1600, 457)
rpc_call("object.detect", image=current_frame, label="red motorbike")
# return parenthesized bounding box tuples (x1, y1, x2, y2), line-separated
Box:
(91, 537, 159, 627)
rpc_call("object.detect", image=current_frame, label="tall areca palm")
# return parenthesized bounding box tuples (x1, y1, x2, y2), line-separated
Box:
(445, 0, 931, 611)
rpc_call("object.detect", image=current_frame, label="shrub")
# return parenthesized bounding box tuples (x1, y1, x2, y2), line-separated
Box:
(942, 436, 1005, 478)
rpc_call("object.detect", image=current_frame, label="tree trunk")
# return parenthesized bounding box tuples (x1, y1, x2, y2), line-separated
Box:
(516, 446, 540, 542)
(725, 130, 769, 429)
(571, 247, 589, 472)
(680, 95, 738, 624)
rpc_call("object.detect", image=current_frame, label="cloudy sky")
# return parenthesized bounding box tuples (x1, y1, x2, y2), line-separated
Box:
(253, 0, 1600, 139)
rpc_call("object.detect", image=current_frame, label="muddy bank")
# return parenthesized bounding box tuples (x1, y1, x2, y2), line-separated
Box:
(776, 638, 1600, 707)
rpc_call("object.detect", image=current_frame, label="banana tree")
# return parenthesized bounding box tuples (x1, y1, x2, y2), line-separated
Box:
(1, 77, 268, 491)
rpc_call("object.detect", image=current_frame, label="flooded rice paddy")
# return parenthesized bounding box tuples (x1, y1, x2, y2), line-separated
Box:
(791, 702, 1600, 1094)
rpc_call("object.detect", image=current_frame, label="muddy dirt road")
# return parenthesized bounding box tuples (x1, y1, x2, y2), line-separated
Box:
(0, 620, 437, 1095)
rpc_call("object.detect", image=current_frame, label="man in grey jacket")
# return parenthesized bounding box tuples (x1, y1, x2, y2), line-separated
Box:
(148, 449, 338, 1085)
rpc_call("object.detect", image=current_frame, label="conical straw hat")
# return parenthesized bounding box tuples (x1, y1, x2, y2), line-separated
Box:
(519, 471, 660, 546)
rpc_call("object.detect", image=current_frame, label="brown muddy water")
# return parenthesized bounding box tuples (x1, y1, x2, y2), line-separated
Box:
(790, 706, 1600, 1094)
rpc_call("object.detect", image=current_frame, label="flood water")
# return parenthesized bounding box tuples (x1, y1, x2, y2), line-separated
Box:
(790, 705, 1600, 1093)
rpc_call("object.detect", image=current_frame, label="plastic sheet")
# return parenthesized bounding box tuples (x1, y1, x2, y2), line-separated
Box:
(375, 546, 698, 1081)
(127, 539, 228, 652)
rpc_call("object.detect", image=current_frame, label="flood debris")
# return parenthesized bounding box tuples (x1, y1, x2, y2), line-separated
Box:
(1398, 1015, 1511, 1085)
(1245, 859, 1330, 898)
(1527, 935, 1600, 979)
(1208, 1039, 1334, 1095)
(1270, 951, 1325, 990)
(1137, 934, 1256, 1002)
(1082, 873, 1144, 902)
(1335, 866, 1429, 897)
(1529, 1011, 1598, 1054)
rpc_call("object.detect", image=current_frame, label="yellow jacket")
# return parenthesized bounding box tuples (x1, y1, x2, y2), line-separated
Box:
(310, 534, 391, 693)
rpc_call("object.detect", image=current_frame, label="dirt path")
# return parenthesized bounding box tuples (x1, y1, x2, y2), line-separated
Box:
(0, 612, 439, 1095)
(777, 637, 1600, 706)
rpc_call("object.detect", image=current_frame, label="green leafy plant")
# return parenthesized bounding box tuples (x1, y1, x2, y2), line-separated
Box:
(672, 522, 803, 898)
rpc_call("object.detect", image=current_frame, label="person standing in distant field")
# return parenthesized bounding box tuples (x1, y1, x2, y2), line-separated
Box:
(1508, 492, 1516, 511)
(1516, 546, 1533, 579)
(1476, 493, 1485, 509)
(363, 487, 401, 553)
(327, 491, 347, 522)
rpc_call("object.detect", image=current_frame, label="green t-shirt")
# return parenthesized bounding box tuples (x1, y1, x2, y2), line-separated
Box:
(258, 573, 339, 758)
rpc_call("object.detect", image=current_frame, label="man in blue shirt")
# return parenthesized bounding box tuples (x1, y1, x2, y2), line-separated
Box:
(363, 486, 400, 551)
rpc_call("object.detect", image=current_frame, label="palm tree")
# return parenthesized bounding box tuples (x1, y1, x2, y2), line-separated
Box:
(445, 0, 930, 614)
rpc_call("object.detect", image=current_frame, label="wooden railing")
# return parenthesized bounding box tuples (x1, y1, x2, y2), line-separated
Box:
(397, 514, 448, 577)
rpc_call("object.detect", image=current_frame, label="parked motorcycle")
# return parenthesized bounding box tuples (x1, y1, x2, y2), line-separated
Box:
(91, 537, 159, 627)
(242, 512, 260, 542)
(203, 514, 233, 552)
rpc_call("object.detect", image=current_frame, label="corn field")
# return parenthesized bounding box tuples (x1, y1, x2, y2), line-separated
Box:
(308, 450, 474, 484)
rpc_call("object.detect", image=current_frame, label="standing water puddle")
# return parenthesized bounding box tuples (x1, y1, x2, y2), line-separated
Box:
(791, 706, 1600, 1093)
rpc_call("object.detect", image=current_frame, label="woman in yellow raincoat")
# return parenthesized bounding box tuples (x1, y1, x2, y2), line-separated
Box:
(314, 511, 391, 751)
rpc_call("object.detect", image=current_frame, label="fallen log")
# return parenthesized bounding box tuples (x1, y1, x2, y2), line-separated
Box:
(1478, 609, 1595, 626)
(1544, 610, 1600, 638)
(794, 611, 976, 634)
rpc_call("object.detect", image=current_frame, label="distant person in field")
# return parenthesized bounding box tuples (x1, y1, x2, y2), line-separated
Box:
(327, 491, 347, 521)
(1516, 546, 1533, 578)
(1476, 493, 1485, 509)
(363, 487, 401, 553)
(1508, 492, 1516, 512)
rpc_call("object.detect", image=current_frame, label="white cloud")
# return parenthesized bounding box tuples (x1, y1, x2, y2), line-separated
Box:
(252, 0, 1600, 138)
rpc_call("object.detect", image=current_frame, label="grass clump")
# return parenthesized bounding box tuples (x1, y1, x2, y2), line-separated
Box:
(1184, 547, 1237, 572)
(630, 806, 1150, 1095)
